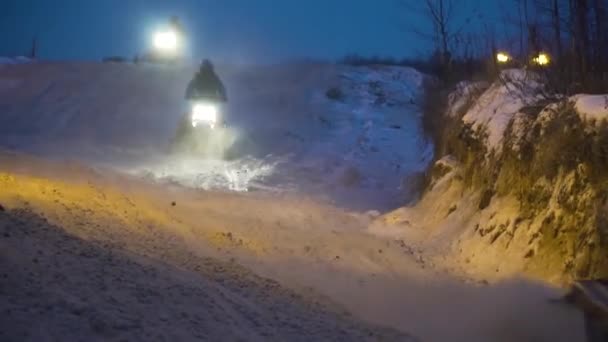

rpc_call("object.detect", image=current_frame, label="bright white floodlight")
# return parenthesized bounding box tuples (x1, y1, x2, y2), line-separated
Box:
(154, 30, 178, 52)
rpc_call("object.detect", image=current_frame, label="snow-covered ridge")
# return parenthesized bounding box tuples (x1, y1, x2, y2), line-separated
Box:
(457, 69, 608, 152)
(460, 70, 544, 151)
(446, 80, 489, 118)
(371, 69, 608, 284)
(573, 94, 608, 122)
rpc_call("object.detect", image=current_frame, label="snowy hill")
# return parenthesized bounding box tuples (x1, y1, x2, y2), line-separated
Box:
(0, 62, 192, 151)
(0, 61, 431, 210)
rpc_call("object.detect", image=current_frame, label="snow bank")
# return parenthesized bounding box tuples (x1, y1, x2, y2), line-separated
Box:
(400, 68, 608, 285)
(447, 81, 489, 118)
(460, 70, 542, 151)
(573, 94, 608, 122)
(337, 65, 423, 106)
(455, 70, 608, 152)
(462, 83, 524, 150)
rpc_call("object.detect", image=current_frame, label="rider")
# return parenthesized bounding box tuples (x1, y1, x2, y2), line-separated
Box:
(169, 16, 184, 37)
(185, 59, 228, 102)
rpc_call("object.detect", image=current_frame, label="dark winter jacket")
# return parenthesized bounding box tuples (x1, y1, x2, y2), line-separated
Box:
(185, 66, 227, 102)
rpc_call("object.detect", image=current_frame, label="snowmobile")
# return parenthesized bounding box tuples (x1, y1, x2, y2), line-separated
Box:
(170, 60, 236, 158)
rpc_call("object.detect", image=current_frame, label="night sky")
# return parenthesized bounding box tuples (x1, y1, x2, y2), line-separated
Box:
(2, 0, 504, 63)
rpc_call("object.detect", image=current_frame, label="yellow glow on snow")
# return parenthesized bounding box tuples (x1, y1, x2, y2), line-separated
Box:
(0, 171, 270, 256)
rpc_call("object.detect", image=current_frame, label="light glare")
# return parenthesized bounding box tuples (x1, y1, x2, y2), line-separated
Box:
(496, 52, 511, 63)
(192, 103, 218, 125)
(533, 53, 550, 66)
(154, 30, 178, 51)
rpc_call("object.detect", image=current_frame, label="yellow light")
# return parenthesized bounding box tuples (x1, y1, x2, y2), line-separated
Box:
(496, 52, 511, 63)
(533, 53, 550, 66)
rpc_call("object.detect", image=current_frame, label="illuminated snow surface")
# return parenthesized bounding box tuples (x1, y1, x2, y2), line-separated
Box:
(0, 62, 431, 211)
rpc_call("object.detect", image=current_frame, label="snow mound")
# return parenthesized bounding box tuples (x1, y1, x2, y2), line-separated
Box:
(461, 70, 543, 151)
(573, 94, 608, 123)
(337, 65, 423, 106)
(447, 81, 489, 118)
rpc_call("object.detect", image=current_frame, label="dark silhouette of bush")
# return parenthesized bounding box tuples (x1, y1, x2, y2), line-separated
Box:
(102, 56, 128, 63)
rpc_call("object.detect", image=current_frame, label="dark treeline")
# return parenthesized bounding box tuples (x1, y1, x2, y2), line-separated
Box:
(508, 0, 608, 93)
(342, 0, 608, 94)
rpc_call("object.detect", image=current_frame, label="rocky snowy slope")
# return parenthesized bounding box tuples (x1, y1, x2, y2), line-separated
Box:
(372, 69, 608, 285)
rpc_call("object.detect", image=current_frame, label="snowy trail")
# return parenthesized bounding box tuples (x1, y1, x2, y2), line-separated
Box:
(0, 152, 585, 341)
(0, 187, 411, 341)
(0, 61, 430, 210)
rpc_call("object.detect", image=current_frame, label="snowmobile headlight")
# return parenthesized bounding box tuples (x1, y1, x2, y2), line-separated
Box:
(192, 103, 218, 127)
(154, 30, 178, 52)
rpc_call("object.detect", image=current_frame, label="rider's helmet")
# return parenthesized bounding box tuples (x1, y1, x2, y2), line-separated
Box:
(200, 59, 214, 71)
